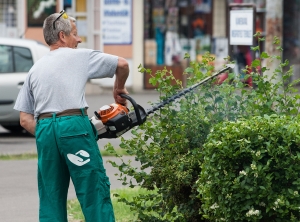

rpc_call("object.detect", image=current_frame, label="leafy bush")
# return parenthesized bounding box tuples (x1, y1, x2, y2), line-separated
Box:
(199, 115, 300, 221)
(105, 33, 300, 221)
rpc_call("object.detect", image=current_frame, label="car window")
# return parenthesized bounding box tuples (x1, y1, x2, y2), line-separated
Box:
(0, 45, 13, 73)
(0, 44, 33, 74)
(14, 46, 33, 72)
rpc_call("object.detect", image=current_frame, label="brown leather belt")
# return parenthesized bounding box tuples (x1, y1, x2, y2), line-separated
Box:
(38, 108, 87, 120)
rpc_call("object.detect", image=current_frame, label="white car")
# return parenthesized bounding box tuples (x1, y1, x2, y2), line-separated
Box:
(0, 37, 49, 133)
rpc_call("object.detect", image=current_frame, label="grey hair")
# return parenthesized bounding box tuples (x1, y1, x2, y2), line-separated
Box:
(43, 13, 76, 46)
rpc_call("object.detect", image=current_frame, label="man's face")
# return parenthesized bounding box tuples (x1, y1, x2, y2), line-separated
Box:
(65, 21, 82, 48)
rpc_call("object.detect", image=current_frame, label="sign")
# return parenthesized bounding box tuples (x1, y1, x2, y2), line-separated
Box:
(101, 0, 132, 45)
(230, 9, 254, 45)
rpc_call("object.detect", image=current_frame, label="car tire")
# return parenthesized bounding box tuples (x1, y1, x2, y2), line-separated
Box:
(2, 125, 26, 133)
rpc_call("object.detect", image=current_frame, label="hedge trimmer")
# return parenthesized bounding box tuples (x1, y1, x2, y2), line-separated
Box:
(90, 64, 235, 139)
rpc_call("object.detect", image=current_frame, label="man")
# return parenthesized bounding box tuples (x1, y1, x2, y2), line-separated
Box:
(14, 10, 129, 222)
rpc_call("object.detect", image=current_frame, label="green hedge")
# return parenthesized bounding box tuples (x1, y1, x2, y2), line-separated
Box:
(199, 115, 300, 221)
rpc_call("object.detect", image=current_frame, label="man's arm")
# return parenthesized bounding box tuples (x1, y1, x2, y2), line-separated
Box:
(20, 112, 36, 135)
(113, 57, 129, 105)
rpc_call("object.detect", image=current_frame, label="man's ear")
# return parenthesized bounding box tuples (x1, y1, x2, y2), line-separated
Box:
(58, 31, 66, 43)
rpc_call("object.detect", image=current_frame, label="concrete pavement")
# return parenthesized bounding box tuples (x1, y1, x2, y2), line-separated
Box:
(0, 91, 160, 222)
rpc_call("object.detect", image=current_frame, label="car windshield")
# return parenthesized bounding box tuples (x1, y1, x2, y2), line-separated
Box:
(0, 45, 33, 74)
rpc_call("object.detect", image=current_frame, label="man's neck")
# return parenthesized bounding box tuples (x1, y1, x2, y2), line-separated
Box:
(50, 42, 66, 51)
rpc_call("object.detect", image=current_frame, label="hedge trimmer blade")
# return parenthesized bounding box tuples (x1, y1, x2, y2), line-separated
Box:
(146, 64, 235, 115)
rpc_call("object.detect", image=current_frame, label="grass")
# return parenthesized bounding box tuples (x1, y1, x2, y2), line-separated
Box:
(0, 153, 38, 160)
(0, 148, 128, 160)
(67, 187, 156, 222)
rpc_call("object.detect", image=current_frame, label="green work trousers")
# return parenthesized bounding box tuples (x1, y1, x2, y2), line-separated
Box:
(35, 110, 115, 222)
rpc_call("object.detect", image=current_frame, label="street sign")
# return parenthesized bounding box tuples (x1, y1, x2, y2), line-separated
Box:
(230, 9, 254, 45)
(100, 0, 132, 45)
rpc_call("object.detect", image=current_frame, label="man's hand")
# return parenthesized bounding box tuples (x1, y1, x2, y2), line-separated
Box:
(114, 88, 129, 106)
(20, 112, 36, 136)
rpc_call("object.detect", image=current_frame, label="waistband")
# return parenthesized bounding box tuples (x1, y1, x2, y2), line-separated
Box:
(38, 108, 87, 120)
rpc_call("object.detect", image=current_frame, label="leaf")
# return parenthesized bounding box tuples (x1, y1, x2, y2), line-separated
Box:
(258, 37, 265, 42)
(261, 67, 268, 72)
(251, 46, 260, 51)
(261, 52, 269, 59)
(185, 67, 194, 73)
(149, 78, 157, 86)
(184, 53, 191, 59)
(251, 59, 261, 68)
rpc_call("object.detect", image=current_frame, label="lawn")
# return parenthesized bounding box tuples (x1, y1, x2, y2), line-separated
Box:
(67, 187, 156, 222)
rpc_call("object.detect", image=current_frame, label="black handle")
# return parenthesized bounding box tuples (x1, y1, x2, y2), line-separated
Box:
(120, 94, 143, 125)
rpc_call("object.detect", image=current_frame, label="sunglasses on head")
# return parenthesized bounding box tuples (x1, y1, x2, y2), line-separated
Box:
(53, 10, 68, 30)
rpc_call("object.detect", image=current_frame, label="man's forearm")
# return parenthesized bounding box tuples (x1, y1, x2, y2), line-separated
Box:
(113, 57, 129, 105)
(20, 112, 36, 135)
(114, 57, 129, 89)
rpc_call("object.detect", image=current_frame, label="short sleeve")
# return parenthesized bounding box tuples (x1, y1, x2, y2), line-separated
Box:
(14, 75, 34, 115)
(88, 51, 118, 79)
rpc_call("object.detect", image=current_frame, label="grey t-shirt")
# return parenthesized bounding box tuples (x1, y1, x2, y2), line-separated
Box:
(14, 47, 118, 120)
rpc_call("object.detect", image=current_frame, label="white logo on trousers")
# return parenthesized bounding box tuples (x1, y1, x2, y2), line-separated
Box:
(67, 150, 90, 166)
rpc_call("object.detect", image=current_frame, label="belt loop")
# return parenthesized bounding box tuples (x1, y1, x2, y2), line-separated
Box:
(80, 108, 85, 116)
(52, 112, 56, 122)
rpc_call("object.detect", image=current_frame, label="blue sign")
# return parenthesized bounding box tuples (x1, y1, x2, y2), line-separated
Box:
(101, 0, 132, 45)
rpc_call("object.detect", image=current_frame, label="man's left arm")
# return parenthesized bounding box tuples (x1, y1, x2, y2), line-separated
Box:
(20, 112, 36, 136)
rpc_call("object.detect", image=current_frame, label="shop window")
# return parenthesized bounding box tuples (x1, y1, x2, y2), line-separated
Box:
(283, 0, 300, 82)
(143, 0, 213, 89)
(144, 0, 213, 89)
(283, 0, 300, 66)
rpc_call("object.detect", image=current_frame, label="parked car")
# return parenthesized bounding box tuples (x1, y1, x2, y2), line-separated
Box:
(0, 37, 49, 133)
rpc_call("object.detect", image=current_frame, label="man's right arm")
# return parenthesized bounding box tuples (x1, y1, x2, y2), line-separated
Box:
(114, 57, 129, 105)
(20, 112, 36, 135)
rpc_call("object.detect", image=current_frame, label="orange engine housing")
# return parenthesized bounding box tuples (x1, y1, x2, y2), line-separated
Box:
(97, 103, 129, 124)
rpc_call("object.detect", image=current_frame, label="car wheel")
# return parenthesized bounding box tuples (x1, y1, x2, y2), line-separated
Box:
(2, 125, 25, 133)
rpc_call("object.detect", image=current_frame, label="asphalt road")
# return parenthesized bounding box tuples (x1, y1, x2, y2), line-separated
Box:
(0, 92, 159, 222)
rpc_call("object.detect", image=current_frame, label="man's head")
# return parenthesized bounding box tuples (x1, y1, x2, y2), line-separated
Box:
(43, 10, 82, 49)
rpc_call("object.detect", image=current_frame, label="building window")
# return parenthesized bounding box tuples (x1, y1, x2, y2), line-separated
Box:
(27, 0, 56, 27)
(0, 0, 18, 37)
(0, 0, 17, 27)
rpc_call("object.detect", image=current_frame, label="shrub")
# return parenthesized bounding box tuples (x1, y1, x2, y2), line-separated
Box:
(105, 33, 300, 221)
(199, 115, 300, 221)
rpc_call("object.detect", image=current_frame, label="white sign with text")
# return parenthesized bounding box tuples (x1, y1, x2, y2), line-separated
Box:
(230, 9, 254, 45)
(100, 0, 132, 45)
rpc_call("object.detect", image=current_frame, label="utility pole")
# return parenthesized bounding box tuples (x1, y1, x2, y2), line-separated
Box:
(264, 0, 283, 82)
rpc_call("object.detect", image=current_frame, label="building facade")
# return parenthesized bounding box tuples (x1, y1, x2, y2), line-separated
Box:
(1, 0, 297, 91)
